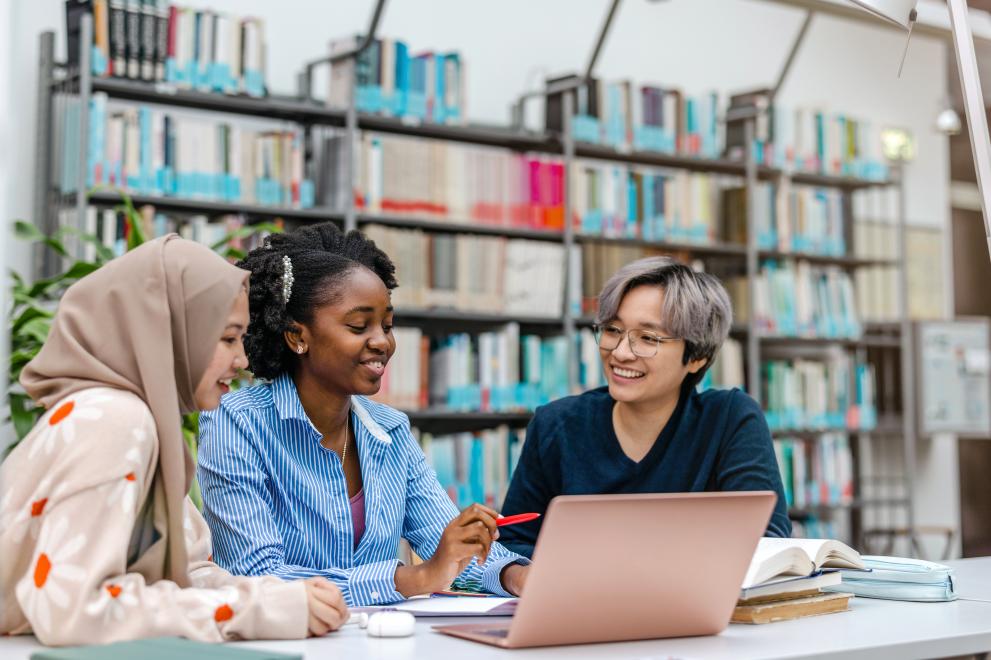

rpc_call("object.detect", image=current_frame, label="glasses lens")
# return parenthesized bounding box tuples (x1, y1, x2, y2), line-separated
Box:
(595, 325, 622, 350)
(628, 330, 661, 358)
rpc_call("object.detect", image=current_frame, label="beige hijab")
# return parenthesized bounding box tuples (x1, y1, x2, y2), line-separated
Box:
(20, 234, 248, 588)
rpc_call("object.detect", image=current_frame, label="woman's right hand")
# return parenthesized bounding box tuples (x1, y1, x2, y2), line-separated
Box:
(304, 576, 349, 636)
(422, 503, 501, 591)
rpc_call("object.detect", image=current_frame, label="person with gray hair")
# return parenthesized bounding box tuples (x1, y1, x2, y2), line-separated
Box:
(498, 257, 790, 558)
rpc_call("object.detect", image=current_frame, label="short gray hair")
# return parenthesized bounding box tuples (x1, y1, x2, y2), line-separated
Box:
(596, 256, 733, 386)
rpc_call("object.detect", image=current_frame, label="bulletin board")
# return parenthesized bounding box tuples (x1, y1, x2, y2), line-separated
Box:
(917, 320, 991, 436)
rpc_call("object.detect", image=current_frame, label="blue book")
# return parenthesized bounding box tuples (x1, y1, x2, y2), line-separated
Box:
(433, 54, 446, 123)
(392, 40, 409, 116)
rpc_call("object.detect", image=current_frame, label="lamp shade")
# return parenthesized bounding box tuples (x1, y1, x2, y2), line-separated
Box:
(846, 0, 918, 29)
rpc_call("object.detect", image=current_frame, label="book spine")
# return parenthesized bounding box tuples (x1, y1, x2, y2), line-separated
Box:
(124, 0, 141, 79)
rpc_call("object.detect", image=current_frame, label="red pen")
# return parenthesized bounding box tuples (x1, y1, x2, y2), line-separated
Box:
(496, 512, 541, 527)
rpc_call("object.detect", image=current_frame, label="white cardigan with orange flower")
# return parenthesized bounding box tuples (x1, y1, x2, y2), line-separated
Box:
(0, 387, 308, 646)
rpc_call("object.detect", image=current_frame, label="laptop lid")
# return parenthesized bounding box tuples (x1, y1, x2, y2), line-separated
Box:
(501, 491, 776, 647)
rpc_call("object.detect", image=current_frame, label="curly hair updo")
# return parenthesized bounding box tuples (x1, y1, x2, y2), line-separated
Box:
(236, 222, 398, 379)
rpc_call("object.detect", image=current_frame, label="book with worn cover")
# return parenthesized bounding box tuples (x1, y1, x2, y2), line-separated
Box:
(732, 591, 853, 625)
(30, 637, 301, 660)
(739, 570, 842, 603)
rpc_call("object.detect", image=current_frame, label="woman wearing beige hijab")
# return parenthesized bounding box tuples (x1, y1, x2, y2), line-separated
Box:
(0, 235, 348, 646)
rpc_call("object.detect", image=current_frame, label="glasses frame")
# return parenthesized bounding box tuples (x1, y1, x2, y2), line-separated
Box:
(592, 323, 681, 358)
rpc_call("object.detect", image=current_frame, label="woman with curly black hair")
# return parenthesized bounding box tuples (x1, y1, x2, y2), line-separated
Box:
(196, 223, 529, 606)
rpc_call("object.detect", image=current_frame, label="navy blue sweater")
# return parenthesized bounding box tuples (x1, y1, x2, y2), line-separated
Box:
(498, 386, 791, 558)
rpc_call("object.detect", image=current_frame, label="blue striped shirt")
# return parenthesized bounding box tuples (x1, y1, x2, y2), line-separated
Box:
(197, 373, 528, 606)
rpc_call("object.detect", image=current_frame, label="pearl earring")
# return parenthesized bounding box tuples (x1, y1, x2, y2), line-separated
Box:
(297, 346, 304, 354)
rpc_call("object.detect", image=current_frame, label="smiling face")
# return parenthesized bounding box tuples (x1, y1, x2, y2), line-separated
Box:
(599, 285, 706, 409)
(289, 266, 396, 396)
(193, 288, 249, 410)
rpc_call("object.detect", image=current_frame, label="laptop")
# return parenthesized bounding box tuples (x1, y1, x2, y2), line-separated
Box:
(434, 491, 775, 649)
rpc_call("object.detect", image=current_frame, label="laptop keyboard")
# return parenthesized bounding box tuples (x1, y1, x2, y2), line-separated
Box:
(478, 629, 510, 638)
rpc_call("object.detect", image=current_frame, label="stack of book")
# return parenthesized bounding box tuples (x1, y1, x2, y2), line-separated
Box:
(723, 183, 845, 256)
(734, 537, 862, 624)
(62, 93, 314, 208)
(327, 35, 464, 124)
(340, 133, 565, 230)
(67, 1, 267, 96)
(416, 426, 525, 510)
(362, 224, 566, 318)
(571, 164, 728, 244)
(545, 75, 721, 157)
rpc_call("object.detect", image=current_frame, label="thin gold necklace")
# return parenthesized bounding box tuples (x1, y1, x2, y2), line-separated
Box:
(340, 406, 350, 465)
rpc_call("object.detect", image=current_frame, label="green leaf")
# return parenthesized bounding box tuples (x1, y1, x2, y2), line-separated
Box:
(18, 317, 51, 345)
(13, 220, 70, 258)
(11, 304, 54, 335)
(8, 350, 37, 382)
(57, 226, 115, 262)
(110, 192, 148, 250)
(26, 261, 101, 298)
(8, 393, 41, 442)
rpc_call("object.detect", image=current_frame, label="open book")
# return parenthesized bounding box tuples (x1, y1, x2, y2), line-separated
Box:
(743, 537, 864, 588)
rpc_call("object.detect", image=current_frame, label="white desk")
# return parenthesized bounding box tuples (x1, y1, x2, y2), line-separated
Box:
(4, 557, 991, 660)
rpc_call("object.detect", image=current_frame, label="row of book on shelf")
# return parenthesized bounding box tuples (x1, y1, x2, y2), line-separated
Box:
(415, 426, 523, 512)
(60, 91, 892, 266)
(361, 224, 565, 319)
(66, 0, 891, 189)
(372, 326, 584, 414)
(725, 88, 889, 180)
(328, 35, 465, 124)
(773, 433, 854, 510)
(545, 75, 721, 157)
(723, 183, 846, 256)
(727, 262, 862, 339)
(62, 94, 314, 207)
(68, 0, 267, 96)
(344, 133, 566, 230)
(762, 356, 877, 431)
(571, 164, 722, 244)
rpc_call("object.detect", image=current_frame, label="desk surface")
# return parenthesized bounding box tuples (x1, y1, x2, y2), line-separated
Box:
(4, 557, 991, 660)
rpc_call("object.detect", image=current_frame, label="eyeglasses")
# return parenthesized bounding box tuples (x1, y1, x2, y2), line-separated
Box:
(592, 324, 681, 358)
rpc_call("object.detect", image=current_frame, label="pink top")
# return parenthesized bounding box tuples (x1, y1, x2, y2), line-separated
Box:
(349, 488, 366, 548)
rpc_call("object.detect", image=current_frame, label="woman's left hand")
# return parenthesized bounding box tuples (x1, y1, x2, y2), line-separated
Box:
(500, 563, 530, 597)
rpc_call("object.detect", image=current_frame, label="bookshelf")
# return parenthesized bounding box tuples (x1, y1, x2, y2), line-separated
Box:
(34, 11, 917, 548)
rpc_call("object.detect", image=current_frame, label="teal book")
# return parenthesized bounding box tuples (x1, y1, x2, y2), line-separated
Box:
(30, 637, 301, 660)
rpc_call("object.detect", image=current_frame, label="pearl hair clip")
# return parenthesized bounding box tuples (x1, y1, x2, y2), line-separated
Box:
(282, 255, 294, 305)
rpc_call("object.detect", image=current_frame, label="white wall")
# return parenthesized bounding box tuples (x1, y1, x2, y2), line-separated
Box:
(2, 0, 961, 551)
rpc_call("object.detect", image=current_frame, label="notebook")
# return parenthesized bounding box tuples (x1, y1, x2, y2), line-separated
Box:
(743, 537, 864, 588)
(30, 637, 301, 660)
(822, 555, 957, 602)
(361, 595, 518, 616)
